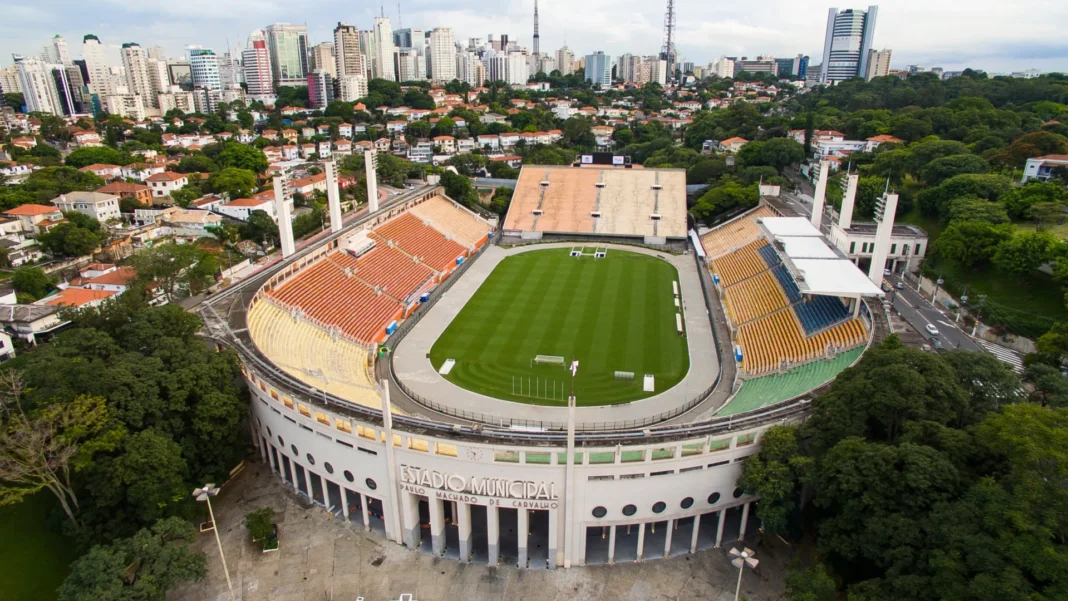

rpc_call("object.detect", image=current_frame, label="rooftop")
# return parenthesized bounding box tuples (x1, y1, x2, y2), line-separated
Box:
(44, 288, 116, 307)
(4, 204, 61, 216)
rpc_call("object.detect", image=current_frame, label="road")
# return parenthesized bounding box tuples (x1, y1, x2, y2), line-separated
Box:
(883, 273, 981, 352)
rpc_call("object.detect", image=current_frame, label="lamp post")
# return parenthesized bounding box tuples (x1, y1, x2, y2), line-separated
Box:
(193, 483, 236, 601)
(730, 546, 759, 601)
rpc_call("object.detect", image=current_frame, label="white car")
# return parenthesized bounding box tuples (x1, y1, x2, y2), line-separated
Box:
(884, 269, 892, 276)
(925, 324, 939, 336)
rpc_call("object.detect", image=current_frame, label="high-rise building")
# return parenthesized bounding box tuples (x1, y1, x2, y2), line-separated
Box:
(43, 35, 71, 65)
(737, 56, 777, 74)
(584, 51, 611, 86)
(391, 28, 427, 80)
(307, 70, 334, 109)
(506, 52, 528, 86)
(865, 48, 891, 80)
(243, 31, 274, 101)
(555, 46, 574, 76)
(13, 55, 63, 115)
(334, 23, 367, 102)
(120, 43, 153, 105)
(265, 23, 309, 86)
(373, 17, 397, 81)
(147, 46, 165, 61)
(146, 57, 170, 105)
(820, 6, 879, 84)
(456, 51, 485, 86)
(649, 57, 669, 85)
(219, 49, 244, 89)
(0, 67, 22, 95)
(712, 57, 735, 78)
(428, 28, 456, 82)
(82, 34, 117, 97)
(358, 30, 377, 80)
(396, 48, 421, 82)
(187, 46, 221, 90)
(310, 43, 336, 79)
(59, 65, 88, 114)
(103, 92, 146, 120)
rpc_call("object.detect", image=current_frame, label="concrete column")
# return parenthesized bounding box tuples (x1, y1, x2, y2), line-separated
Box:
(487, 505, 500, 565)
(324, 160, 343, 233)
(401, 491, 420, 549)
(562, 396, 577, 567)
(867, 193, 899, 285)
(365, 151, 379, 213)
(457, 502, 472, 562)
(810, 160, 829, 231)
(664, 519, 674, 558)
(739, 502, 751, 542)
(714, 509, 726, 548)
(607, 525, 617, 564)
(380, 383, 404, 545)
(690, 514, 701, 553)
(272, 175, 295, 257)
(840, 173, 858, 229)
(517, 508, 529, 568)
(430, 497, 445, 555)
(360, 493, 371, 531)
(636, 522, 645, 561)
(285, 459, 295, 489)
(547, 509, 558, 570)
(339, 483, 349, 520)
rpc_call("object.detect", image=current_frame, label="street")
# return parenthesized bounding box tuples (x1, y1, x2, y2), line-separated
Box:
(883, 273, 981, 352)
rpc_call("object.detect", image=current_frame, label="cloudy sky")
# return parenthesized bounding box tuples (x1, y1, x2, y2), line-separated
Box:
(2, 0, 1067, 73)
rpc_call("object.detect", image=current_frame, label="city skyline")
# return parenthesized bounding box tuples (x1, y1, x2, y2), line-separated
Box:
(1, 0, 1066, 74)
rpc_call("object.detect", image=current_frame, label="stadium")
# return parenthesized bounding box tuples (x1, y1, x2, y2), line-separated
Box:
(200, 159, 886, 569)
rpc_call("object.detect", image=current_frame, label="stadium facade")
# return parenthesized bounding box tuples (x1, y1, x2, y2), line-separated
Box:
(201, 163, 884, 569)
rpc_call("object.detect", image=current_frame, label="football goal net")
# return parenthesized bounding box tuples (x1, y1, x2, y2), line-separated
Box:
(534, 354, 566, 366)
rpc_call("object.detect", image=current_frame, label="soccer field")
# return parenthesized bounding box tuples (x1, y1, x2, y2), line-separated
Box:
(429, 248, 690, 406)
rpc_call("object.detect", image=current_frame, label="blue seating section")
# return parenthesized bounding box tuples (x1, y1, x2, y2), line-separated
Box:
(756, 244, 781, 269)
(771, 265, 802, 303)
(793, 295, 851, 335)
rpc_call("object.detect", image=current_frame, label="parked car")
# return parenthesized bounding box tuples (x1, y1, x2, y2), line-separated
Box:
(884, 268, 892, 276)
(931, 337, 944, 351)
(895, 282, 905, 290)
(925, 323, 940, 336)
(881, 282, 891, 293)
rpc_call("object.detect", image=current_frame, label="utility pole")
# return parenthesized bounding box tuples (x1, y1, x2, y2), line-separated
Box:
(971, 295, 987, 337)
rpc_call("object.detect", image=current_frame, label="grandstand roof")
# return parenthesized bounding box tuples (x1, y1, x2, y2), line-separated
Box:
(502, 165, 687, 239)
(761, 217, 822, 238)
(793, 258, 883, 297)
(779, 237, 838, 259)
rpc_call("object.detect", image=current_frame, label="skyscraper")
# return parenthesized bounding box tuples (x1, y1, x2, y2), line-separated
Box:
(820, 6, 879, 84)
(82, 34, 117, 97)
(121, 43, 153, 104)
(333, 23, 367, 102)
(265, 23, 309, 85)
(14, 55, 63, 115)
(187, 46, 221, 112)
(358, 30, 377, 80)
(427, 28, 456, 82)
(310, 43, 336, 78)
(307, 70, 334, 109)
(373, 17, 396, 81)
(584, 51, 611, 86)
(243, 30, 275, 101)
(556, 46, 574, 76)
(865, 48, 891, 80)
(43, 35, 71, 65)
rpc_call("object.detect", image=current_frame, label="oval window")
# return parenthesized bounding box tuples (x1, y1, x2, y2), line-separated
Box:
(592, 506, 607, 518)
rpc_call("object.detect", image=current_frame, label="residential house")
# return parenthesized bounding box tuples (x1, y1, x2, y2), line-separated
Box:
(290, 172, 328, 196)
(386, 121, 407, 134)
(300, 143, 317, 159)
(489, 155, 523, 168)
(338, 123, 353, 138)
(477, 135, 500, 151)
(164, 209, 223, 238)
(97, 182, 152, 206)
(145, 171, 189, 198)
(719, 137, 749, 153)
(52, 191, 122, 223)
(216, 197, 276, 222)
(282, 129, 298, 143)
(79, 164, 123, 179)
(2, 204, 64, 235)
(456, 138, 476, 154)
(334, 140, 352, 155)
(432, 136, 456, 154)
(72, 131, 103, 147)
(318, 141, 332, 158)
(122, 163, 165, 182)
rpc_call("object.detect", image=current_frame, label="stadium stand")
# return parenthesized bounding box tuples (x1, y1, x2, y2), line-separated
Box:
(712, 240, 772, 286)
(409, 196, 494, 249)
(248, 300, 387, 410)
(771, 264, 803, 303)
(698, 205, 778, 259)
(793, 295, 852, 335)
(756, 244, 781, 269)
(267, 252, 404, 345)
(332, 245, 435, 303)
(737, 310, 867, 375)
(724, 271, 788, 324)
(373, 212, 468, 274)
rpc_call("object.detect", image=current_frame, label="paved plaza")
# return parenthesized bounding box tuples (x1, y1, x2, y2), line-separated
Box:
(171, 464, 789, 601)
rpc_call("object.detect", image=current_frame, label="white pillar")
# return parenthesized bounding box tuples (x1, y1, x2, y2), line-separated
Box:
(430, 497, 445, 555)
(547, 509, 558, 570)
(840, 173, 858, 229)
(365, 151, 379, 213)
(562, 396, 577, 567)
(739, 502, 751, 541)
(401, 491, 419, 549)
(867, 192, 899, 285)
(664, 519, 674, 557)
(517, 508, 529, 568)
(324, 160, 343, 232)
(487, 505, 500, 565)
(715, 510, 726, 548)
(339, 483, 349, 520)
(360, 492, 371, 531)
(636, 522, 646, 561)
(272, 175, 296, 257)
(690, 514, 701, 553)
(380, 382, 405, 545)
(810, 160, 829, 231)
(607, 525, 617, 563)
(458, 502, 472, 562)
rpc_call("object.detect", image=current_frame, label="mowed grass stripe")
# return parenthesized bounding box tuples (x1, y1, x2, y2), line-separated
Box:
(429, 248, 689, 405)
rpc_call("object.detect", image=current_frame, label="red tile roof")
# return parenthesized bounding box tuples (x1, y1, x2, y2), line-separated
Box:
(4, 204, 60, 216)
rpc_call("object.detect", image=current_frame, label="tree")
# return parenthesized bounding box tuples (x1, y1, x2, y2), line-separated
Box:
(441, 170, 476, 206)
(323, 100, 354, 122)
(489, 186, 513, 215)
(205, 167, 257, 199)
(241, 210, 280, 247)
(215, 142, 268, 173)
(64, 146, 124, 169)
(993, 230, 1056, 277)
(174, 155, 219, 174)
(12, 266, 57, 300)
(130, 243, 216, 302)
(936, 220, 1014, 268)
(916, 173, 1012, 218)
(922, 154, 989, 185)
(757, 137, 806, 172)
(57, 517, 206, 601)
(738, 425, 810, 535)
(244, 507, 276, 549)
(690, 181, 759, 225)
(999, 181, 1068, 220)
(944, 195, 1010, 225)
(562, 116, 593, 145)
(785, 564, 837, 601)
(1022, 363, 1068, 407)
(38, 221, 105, 257)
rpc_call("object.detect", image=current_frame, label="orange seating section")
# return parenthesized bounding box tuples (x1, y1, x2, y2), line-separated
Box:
(712, 240, 768, 286)
(409, 196, 494, 249)
(737, 311, 867, 376)
(700, 205, 778, 259)
(331, 246, 434, 303)
(724, 271, 788, 324)
(373, 212, 467, 273)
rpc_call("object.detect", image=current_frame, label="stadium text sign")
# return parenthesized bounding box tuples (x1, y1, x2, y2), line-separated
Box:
(399, 465, 559, 502)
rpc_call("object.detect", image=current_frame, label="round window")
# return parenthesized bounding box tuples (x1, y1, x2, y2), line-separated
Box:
(733, 487, 744, 499)
(652, 501, 666, 514)
(681, 497, 694, 509)
(344, 470, 354, 483)
(290, 444, 298, 455)
(306, 453, 315, 465)
(622, 504, 637, 516)
(592, 506, 607, 518)
(324, 462, 333, 474)
(366, 478, 377, 490)
(708, 492, 721, 505)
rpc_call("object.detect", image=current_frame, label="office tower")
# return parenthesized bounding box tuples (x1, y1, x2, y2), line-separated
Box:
(428, 28, 456, 82)
(737, 56, 776, 74)
(307, 70, 334, 109)
(120, 43, 153, 103)
(584, 51, 611, 86)
(14, 55, 63, 115)
(82, 34, 117, 96)
(244, 30, 274, 99)
(556, 46, 574, 76)
(59, 65, 88, 114)
(310, 43, 336, 78)
(187, 47, 221, 90)
(393, 28, 425, 50)
(265, 23, 309, 85)
(373, 17, 396, 81)
(649, 57, 669, 85)
(820, 6, 879, 83)
(866, 48, 891, 80)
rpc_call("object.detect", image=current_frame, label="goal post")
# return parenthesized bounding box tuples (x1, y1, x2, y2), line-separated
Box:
(534, 354, 566, 366)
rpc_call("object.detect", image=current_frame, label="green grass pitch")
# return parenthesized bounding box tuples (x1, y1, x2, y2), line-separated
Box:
(429, 248, 690, 406)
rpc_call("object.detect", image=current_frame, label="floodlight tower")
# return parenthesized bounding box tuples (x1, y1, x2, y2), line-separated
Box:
(324, 159, 344, 232)
(810, 159, 830, 231)
(272, 172, 296, 257)
(867, 186, 899, 286)
(365, 150, 380, 213)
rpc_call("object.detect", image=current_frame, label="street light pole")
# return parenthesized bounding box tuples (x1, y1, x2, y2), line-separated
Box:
(932, 276, 944, 305)
(730, 547, 759, 601)
(194, 484, 236, 601)
(971, 295, 987, 337)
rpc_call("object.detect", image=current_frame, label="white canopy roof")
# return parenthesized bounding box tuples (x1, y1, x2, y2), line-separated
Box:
(780, 237, 838, 259)
(760, 216, 822, 238)
(793, 258, 884, 297)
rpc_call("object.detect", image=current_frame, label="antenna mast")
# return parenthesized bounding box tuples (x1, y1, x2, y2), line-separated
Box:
(661, 0, 677, 77)
(533, 0, 540, 56)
